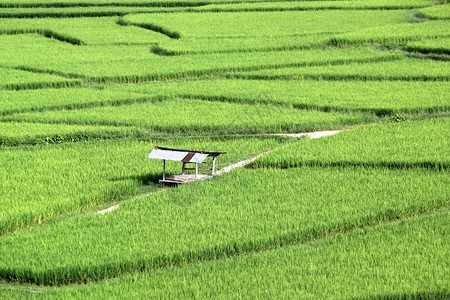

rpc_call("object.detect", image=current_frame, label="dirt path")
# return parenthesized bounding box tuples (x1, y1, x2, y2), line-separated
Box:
(273, 129, 343, 139)
(97, 204, 119, 215)
(97, 130, 342, 214)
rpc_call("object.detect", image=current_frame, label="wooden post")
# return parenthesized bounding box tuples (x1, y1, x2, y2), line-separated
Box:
(182, 162, 186, 175)
(195, 163, 198, 179)
(163, 160, 166, 180)
(212, 157, 216, 175)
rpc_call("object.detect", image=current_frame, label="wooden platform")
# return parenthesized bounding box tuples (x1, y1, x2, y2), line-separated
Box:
(159, 174, 212, 185)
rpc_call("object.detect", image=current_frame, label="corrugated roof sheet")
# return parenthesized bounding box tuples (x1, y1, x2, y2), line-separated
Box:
(155, 146, 226, 156)
(148, 149, 209, 163)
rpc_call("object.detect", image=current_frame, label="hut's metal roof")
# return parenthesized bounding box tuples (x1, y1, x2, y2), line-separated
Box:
(148, 146, 226, 163)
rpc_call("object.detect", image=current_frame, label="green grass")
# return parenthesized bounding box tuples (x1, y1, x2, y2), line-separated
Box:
(419, 3, 450, 20)
(0, 0, 289, 8)
(0, 6, 184, 18)
(0, 136, 284, 235)
(0, 4, 448, 296)
(192, 0, 434, 12)
(110, 79, 450, 115)
(124, 10, 408, 39)
(253, 118, 450, 169)
(1, 210, 448, 299)
(0, 35, 401, 81)
(0, 67, 81, 90)
(329, 20, 450, 46)
(0, 122, 140, 146)
(0, 87, 157, 115)
(405, 37, 450, 55)
(3, 99, 370, 134)
(0, 17, 170, 45)
(229, 58, 450, 81)
(151, 33, 331, 55)
(0, 166, 447, 284)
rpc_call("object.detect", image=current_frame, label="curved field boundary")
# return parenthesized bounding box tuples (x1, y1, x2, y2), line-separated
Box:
(149, 36, 330, 56)
(89, 53, 403, 84)
(123, 21, 180, 39)
(328, 21, 450, 47)
(228, 73, 450, 82)
(0, 29, 83, 45)
(418, 3, 450, 20)
(405, 37, 450, 55)
(1, 80, 81, 91)
(0, 124, 144, 147)
(0, 66, 82, 91)
(0, 95, 168, 116)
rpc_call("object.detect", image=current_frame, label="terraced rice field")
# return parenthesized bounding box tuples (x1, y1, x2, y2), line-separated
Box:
(0, 0, 448, 298)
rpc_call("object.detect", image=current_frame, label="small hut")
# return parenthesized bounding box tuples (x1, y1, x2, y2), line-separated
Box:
(148, 146, 226, 184)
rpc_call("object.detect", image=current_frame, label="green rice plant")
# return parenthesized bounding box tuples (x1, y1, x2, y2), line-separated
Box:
(0, 67, 81, 90)
(0, 137, 283, 235)
(405, 37, 450, 54)
(0, 166, 447, 284)
(0, 6, 184, 18)
(1, 42, 400, 82)
(229, 58, 450, 81)
(329, 20, 450, 46)
(151, 34, 330, 55)
(0, 87, 158, 115)
(0, 34, 164, 77)
(0, 28, 84, 45)
(0, 34, 400, 81)
(0, 16, 170, 45)
(0, 0, 283, 8)
(111, 79, 450, 115)
(2, 211, 447, 299)
(0, 122, 140, 146)
(192, 0, 434, 13)
(124, 10, 408, 39)
(4, 99, 371, 134)
(253, 118, 450, 169)
(419, 3, 450, 20)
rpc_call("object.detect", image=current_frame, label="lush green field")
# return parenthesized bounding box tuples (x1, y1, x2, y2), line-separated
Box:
(329, 20, 450, 46)
(123, 9, 409, 54)
(109, 79, 450, 114)
(0, 0, 290, 7)
(0, 122, 138, 146)
(2, 210, 448, 298)
(419, 3, 450, 20)
(0, 137, 284, 235)
(0, 40, 401, 81)
(149, 34, 332, 55)
(253, 118, 450, 169)
(192, 0, 435, 12)
(0, 17, 169, 45)
(0, 87, 158, 115)
(0, 166, 447, 284)
(4, 99, 370, 134)
(230, 58, 450, 81)
(123, 10, 408, 38)
(0, 0, 448, 298)
(0, 6, 179, 18)
(0, 67, 81, 90)
(406, 37, 450, 55)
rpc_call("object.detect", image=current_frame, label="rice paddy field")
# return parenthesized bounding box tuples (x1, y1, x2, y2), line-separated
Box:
(0, 0, 448, 298)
